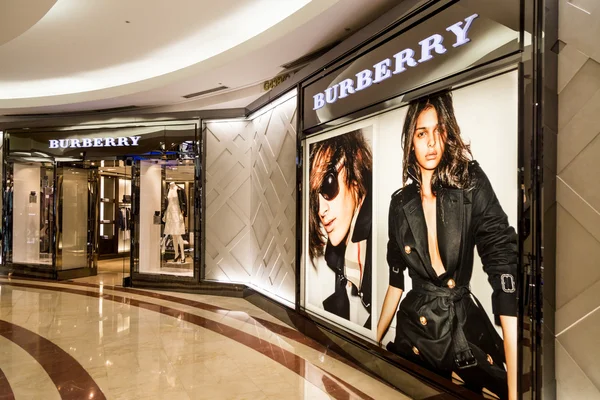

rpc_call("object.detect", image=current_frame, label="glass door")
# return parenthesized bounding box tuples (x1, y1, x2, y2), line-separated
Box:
(5, 161, 55, 267)
(119, 162, 132, 286)
(56, 166, 96, 271)
(93, 160, 132, 286)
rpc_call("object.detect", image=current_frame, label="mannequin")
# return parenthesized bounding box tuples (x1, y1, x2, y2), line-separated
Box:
(161, 182, 187, 263)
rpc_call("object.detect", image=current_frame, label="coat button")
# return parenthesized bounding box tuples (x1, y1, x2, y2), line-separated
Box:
(487, 354, 493, 365)
(447, 279, 456, 289)
(412, 346, 419, 355)
(404, 245, 411, 254)
(419, 316, 427, 326)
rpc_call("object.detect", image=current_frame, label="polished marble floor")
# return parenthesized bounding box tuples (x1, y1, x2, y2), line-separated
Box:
(0, 274, 410, 400)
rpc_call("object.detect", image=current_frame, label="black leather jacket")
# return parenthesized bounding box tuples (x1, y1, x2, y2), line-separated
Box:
(386, 161, 517, 374)
(322, 188, 372, 329)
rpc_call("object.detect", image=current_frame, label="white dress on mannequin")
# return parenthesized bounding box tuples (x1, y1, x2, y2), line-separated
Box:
(163, 187, 185, 235)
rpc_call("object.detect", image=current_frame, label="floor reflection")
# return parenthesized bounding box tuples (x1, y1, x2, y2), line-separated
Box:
(0, 278, 409, 400)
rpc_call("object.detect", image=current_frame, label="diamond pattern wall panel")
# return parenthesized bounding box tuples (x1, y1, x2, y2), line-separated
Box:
(250, 97, 297, 304)
(556, 1, 600, 397)
(204, 96, 297, 305)
(204, 121, 253, 282)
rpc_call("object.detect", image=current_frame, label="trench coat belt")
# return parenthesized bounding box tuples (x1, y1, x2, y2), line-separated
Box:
(411, 279, 478, 370)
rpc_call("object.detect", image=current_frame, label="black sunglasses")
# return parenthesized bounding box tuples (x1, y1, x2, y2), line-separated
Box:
(320, 161, 344, 201)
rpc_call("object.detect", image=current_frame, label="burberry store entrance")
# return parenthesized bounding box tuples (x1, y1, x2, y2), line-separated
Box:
(1, 123, 200, 284)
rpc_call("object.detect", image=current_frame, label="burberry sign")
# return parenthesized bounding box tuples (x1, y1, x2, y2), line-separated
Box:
(312, 14, 479, 111)
(49, 136, 142, 149)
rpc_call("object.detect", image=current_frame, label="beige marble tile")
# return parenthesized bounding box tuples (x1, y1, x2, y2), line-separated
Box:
(87, 372, 112, 399)
(558, 43, 589, 93)
(0, 336, 61, 400)
(107, 363, 184, 399)
(556, 339, 600, 399)
(559, 0, 600, 59)
(557, 307, 600, 390)
(183, 378, 262, 400)
(558, 59, 600, 131)
(559, 135, 600, 214)
(567, 0, 600, 14)
(556, 205, 600, 308)
(175, 299, 404, 399)
(167, 341, 229, 364)
(50, 336, 107, 369)
(557, 278, 600, 335)
(558, 90, 600, 173)
(0, 279, 412, 400)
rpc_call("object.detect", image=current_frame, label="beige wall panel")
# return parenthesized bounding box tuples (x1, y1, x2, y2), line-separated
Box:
(204, 95, 297, 304)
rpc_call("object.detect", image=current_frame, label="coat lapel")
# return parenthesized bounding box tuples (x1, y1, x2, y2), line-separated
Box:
(437, 188, 463, 274)
(403, 196, 435, 280)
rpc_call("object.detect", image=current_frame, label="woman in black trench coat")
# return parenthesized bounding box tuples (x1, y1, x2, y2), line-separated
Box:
(376, 92, 518, 399)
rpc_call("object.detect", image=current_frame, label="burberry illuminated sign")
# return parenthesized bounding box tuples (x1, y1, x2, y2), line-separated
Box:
(312, 14, 479, 111)
(49, 136, 141, 149)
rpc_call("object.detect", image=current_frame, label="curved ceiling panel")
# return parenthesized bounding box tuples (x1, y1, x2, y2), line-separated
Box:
(0, 0, 336, 107)
(0, 0, 57, 46)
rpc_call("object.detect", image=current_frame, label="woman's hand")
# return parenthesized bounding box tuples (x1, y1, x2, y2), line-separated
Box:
(376, 286, 403, 344)
(500, 315, 518, 400)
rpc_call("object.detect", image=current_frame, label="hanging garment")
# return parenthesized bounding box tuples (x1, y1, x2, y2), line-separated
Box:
(163, 187, 187, 218)
(117, 208, 126, 231)
(163, 188, 185, 235)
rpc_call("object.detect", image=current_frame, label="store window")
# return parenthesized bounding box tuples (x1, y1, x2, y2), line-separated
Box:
(9, 162, 54, 266)
(134, 159, 195, 277)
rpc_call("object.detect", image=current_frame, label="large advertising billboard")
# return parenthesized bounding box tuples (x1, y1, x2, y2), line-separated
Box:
(302, 70, 518, 399)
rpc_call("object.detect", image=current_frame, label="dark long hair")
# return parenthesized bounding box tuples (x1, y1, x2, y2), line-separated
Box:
(401, 91, 472, 189)
(308, 130, 372, 261)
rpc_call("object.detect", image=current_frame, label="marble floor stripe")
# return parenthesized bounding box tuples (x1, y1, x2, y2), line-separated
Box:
(0, 281, 374, 400)
(0, 368, 15, 400)
(67, 280, 375, 377)
(0, 319, 106, 400)
(0, 336, 60, 400)
(2, 277, 406, 399)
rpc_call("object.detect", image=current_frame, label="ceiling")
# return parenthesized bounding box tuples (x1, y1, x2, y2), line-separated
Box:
(0, 0, 401, 117)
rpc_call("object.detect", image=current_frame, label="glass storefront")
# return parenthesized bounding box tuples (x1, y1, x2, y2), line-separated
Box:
(133, 158, 195, 277)
(1, 123, 200, 284)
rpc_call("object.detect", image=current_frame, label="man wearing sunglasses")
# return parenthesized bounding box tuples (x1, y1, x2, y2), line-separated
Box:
(308, 129, 373, 329)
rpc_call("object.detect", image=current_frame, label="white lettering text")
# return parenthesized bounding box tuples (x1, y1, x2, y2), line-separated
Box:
(355, 69, 373, 91)
(48, 136, 142, 149)
(313, 93, 325, 110)
(446, 14, 479, 47)
(373, 59, 392, 83)
(418, 34, 447, 63)
(338, 79, 356, 99)
(392, 48, 418, 74)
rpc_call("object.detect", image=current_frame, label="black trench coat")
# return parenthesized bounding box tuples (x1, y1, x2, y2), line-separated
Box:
(386, 161, 517, 397)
